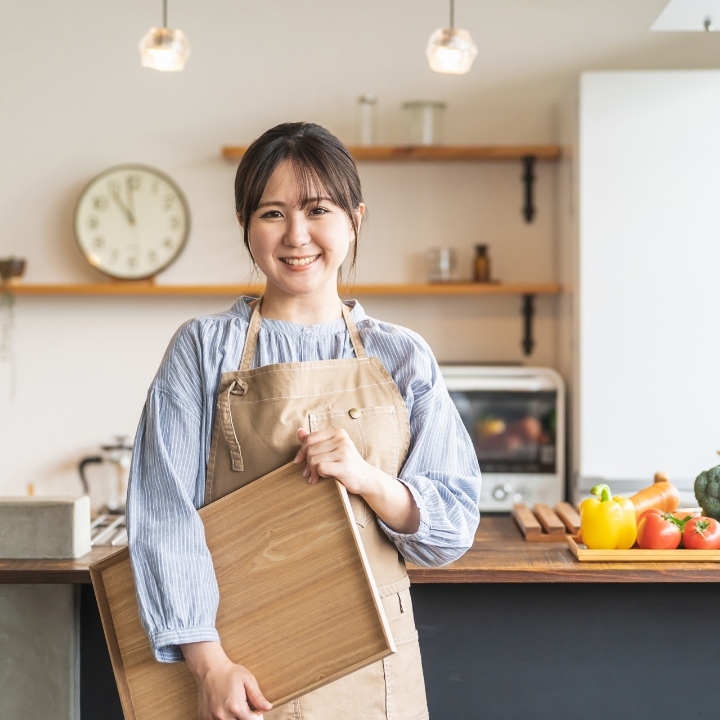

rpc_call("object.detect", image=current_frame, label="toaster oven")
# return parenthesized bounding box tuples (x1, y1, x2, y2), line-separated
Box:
(440, 366, 566, 512)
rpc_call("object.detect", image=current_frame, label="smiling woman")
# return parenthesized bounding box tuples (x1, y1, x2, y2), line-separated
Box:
(234, 123, 365, 319)
(126, 122, 481, 720)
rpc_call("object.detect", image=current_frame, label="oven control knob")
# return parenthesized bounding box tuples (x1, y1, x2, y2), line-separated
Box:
(492, 483, 513, 501)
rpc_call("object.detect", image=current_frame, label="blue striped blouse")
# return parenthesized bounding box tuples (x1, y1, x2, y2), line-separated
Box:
(126, 297, 481, 662)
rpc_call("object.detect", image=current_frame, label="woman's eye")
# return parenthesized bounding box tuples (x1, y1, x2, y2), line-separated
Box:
(309, 206, 329, 215)
(260, 210, 283, 219)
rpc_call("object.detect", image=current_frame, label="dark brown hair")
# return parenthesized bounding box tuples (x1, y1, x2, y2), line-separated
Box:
(234, 122, 364, 272)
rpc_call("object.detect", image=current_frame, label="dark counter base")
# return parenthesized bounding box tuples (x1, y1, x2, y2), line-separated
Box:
(80, 584, 123, 720)
(79, 582, 720, 720)
(411, 582, 720, 720)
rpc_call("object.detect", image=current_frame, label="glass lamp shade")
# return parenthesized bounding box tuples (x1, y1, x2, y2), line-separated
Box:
(139, 27, 190, 72)
(426, 27, 477, 75)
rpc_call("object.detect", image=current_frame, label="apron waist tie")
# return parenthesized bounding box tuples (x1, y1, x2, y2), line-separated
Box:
(221, 378, 248, 471)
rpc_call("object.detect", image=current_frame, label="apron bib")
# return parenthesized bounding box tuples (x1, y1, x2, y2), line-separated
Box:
(205, 299, 428, 720)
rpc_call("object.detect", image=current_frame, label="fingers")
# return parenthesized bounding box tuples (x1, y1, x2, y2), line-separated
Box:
(294, 428, 344, 464)
(244, 675, 272, 713)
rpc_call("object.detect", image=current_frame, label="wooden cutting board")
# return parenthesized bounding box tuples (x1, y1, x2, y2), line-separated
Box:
(90, 462, 395, 720)
(567, 536, 720, 562)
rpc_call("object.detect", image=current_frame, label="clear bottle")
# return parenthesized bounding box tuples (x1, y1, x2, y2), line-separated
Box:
(474, 244, 491, 282)
(357, 94, 377, 146)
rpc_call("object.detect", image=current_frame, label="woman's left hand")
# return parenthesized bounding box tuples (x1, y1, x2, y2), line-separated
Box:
(294, 428, 371, 494)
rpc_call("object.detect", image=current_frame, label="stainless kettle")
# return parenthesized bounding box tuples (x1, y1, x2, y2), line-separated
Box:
(78, 436, 133, 514)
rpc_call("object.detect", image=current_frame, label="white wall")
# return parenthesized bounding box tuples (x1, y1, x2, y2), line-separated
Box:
(2, 1, 720, 497)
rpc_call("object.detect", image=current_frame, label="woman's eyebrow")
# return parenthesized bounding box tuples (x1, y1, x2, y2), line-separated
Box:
(256, 199, 286, 208)
(256, 196, 332, 209)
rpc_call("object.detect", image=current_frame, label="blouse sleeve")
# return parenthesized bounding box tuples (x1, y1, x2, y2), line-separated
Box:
(374, 331, 482, 567)
(126, 325, 220, 663)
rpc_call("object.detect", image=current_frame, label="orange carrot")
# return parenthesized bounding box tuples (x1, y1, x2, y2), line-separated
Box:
(629, 472, 680, 517)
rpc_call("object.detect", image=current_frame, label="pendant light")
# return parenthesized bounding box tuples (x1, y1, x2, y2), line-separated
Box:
(139, 0, 191, 72)
(426, 0, 477, 75)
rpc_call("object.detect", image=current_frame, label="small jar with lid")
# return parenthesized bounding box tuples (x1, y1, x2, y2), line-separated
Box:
(473, 244, 491, 282)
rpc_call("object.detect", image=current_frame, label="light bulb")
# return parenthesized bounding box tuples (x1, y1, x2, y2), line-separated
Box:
(139, 26, 190, 72)
(426, 27, 477, 75)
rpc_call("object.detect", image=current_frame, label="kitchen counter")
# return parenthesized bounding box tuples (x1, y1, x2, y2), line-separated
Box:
(2, 516, 719, 584)
(4, 517, 720, 720)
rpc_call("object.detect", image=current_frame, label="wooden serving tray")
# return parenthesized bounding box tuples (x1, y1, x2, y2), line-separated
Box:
(511, 502, 580, 542)
(90, 462, 395, 720)
(567, 536, 720, 562)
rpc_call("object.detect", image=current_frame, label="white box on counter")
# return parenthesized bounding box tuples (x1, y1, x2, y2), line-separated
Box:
(0, 496, 91, 558)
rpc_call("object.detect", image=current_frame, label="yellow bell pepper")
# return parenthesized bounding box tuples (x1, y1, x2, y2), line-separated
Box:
(580, 484, 637, 549)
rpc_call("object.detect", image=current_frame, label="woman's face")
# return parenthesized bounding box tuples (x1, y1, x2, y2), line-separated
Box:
(246, 160, 364, 299)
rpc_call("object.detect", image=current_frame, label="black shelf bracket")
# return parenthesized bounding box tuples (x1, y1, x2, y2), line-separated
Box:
(521, 294, 536, 356)
(521, 155, 536, 223)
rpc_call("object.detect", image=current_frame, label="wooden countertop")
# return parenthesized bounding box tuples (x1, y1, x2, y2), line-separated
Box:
(2, 517, 720, 584)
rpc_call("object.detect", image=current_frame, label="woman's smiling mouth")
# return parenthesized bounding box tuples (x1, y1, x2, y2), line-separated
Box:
(281, 255, 320, 267)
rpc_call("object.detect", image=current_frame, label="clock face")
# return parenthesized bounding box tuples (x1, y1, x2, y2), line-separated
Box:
(74, 164, 190, 280)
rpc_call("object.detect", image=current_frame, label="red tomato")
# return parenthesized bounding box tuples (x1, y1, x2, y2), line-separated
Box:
(636, 510, 682, 549)
(683, 517, 720, 550)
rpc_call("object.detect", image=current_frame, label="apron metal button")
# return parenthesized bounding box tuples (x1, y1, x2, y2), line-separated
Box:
(348, 407, 360, 419)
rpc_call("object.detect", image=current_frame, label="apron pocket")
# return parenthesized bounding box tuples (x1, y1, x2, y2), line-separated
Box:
(309, 405, 401, 527)
(308, 405, 401, 478)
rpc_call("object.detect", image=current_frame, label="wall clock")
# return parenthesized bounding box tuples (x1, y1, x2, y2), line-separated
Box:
(74, 164, 190, 280)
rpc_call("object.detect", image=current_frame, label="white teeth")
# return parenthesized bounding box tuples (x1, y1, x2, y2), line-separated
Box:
(282, 255, 318, 266)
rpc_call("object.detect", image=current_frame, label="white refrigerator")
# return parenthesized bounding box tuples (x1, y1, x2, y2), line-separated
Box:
(560, 71, 720, 503)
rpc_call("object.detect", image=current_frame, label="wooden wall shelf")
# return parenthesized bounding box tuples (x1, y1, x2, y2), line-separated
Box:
(222, 144, 560, 223)
(222, 145, 562, 162)
(4, 282, 560, 355)
(3, 282, 560, 298)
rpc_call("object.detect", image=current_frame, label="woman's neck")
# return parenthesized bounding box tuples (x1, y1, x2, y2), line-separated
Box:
(259, 283, 343, 325)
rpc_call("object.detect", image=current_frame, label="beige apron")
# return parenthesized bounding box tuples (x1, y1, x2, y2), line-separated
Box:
(205, 298, 429, 720)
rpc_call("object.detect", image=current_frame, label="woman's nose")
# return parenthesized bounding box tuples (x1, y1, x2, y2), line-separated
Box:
(284, 217, 311, 247)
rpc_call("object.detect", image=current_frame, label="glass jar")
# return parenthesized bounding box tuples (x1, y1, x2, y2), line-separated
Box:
(401, 101, 446, 145)
(426, 247, 456, 283)
(357, 94, 377, 146)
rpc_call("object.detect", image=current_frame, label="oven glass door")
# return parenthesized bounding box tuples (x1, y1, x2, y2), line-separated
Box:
(450, 390, 557, 473)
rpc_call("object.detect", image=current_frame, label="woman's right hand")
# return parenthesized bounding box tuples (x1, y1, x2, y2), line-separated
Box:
(181, 641, 272, 720)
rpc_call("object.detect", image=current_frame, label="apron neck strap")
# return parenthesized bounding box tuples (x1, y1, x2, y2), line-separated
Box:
(341, 300, 367, 359)
(238, 297, 367, 370)
(239, 297, 263, 371)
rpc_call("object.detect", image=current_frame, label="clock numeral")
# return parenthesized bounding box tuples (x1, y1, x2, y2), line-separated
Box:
(163, 237, 174, 249)
(93, 236, 104, 249)
(126, 174, 142, 191)
(109, 250, 118, 264)
(128, 257, 138, 268)
(88, 216, 100, 229)
(163, 195, 175, 211)
(148, 250, 157, 263)
(169, 216, 181, 229)
(92, 196, 109, 211)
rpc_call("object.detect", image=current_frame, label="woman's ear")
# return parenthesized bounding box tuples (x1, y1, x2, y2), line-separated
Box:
(352, 203, 366, 239)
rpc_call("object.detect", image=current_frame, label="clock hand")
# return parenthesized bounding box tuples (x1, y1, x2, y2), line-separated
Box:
(109, 187, 136, 226)
(125, 176, 137, 226)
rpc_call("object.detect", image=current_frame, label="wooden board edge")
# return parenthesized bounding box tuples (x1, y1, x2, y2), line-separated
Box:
(89, 559, 138, 720)
(335, 480, 396, 655)
(566, 535, 581, 558)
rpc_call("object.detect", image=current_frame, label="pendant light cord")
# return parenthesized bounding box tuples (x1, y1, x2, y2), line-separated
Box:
(163, 0, 168, 28)
(449, 0, 455, 28)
